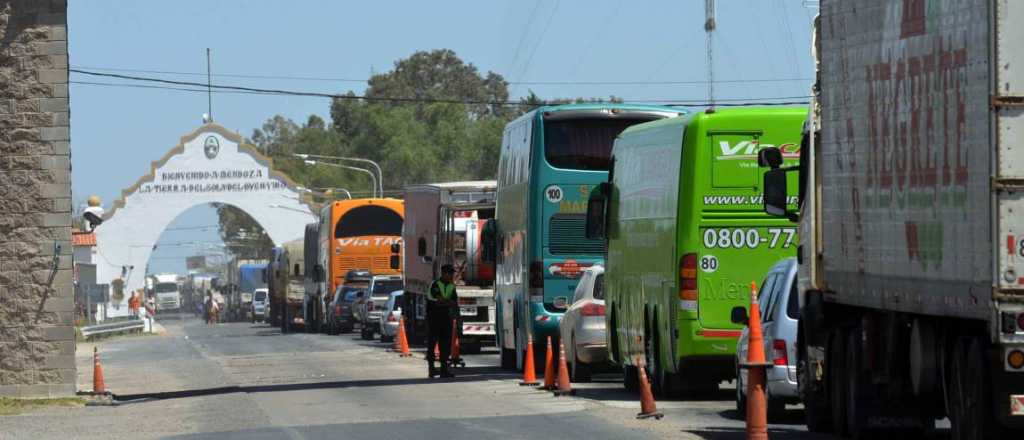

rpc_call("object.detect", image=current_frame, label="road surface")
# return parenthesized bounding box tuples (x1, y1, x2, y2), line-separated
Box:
(4, 315, 834, 440)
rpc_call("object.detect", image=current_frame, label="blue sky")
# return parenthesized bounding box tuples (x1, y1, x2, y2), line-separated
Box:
(69, 0, 815, 274)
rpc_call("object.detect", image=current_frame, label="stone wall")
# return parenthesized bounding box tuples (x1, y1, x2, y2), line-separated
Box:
(0, 0, 74, 398)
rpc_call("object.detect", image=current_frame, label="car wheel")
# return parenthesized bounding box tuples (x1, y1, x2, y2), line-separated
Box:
(767, 391, 787, 423)
(735, 364, 747, 415)
(571, 336, 591, 383)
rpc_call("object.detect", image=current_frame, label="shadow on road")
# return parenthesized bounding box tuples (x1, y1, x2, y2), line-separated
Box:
(681, 427, 835, 440)
(112, 366, 519, 403)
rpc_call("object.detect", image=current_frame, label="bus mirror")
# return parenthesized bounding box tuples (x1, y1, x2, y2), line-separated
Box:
(585, 182, 611, 239)
(757, 147, 783, 169)
(390, 255, 401, 270)
(731, 306, 749, 325)
(764, 169, 789, 218)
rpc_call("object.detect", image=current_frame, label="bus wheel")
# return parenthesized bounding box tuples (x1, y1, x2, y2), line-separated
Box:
(644, 326, 665, 397)
(499, 314, 517, 369)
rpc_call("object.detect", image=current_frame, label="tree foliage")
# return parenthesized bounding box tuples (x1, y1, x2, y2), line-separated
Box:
(220, 49, 621, 248)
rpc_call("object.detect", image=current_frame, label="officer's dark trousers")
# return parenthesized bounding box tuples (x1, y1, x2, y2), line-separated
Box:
(426, 312, 453, 370)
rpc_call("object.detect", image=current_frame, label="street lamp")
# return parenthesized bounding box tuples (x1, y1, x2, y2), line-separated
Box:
(302, 159, 380, 198)
(294, 153, 383, 198)
(268, 203, 318, 218)
(296, 186, 352, 199)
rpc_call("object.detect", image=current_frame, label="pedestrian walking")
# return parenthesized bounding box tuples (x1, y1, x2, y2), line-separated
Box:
(128, 291, 141, 318)
(426, 264, 459, 378)
(206, 293, 219, 325)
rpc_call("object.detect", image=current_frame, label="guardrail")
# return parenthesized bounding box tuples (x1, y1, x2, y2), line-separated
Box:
(80, 318, 145, 340)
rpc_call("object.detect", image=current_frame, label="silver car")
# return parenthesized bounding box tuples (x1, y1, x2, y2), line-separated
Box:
(735, 257, 799, 421)
(378, 290, 404, 343)
(558, 265, 605, 382)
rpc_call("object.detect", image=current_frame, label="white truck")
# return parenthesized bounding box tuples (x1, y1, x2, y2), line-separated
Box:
(151, 273, 181, 312)
(402, 181, 497, 353)
(757, 2, 1024, 438)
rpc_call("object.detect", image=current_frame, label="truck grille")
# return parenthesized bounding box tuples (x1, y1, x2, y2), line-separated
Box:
(549, 214, 606, 255)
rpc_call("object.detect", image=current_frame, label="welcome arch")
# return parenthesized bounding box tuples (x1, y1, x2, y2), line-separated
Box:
(94, 123, 317, 307)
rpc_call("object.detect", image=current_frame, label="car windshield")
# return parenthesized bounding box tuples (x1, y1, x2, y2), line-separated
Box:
(254, 291, 267, 301)
(372, 280, 403, 295)
(155, 282, 177, 293)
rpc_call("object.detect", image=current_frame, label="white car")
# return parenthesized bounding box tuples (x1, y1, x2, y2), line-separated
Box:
(378, 290, 404, 343)
(558, 265, 606, 382)
(735, 257, 799, 421)
(251, 288, 268, 322)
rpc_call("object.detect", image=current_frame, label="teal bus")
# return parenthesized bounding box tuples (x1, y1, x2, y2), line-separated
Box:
(585, 107, 805, 396)
(488, 103, 683, 370)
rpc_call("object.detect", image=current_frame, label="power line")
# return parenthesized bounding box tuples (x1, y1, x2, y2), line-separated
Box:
(515, 0, 560, 90)
(70, 69, 809, 106)
(70, 65, 812, 86)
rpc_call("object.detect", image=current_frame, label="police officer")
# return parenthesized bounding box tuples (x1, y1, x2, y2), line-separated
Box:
(426, 264, 459, 378)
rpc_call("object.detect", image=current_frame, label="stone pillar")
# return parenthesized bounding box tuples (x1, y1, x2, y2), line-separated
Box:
(0, 0, 74, 398)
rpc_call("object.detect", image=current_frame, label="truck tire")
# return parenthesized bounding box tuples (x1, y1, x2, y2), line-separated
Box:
(800, 349, 832, 432)
(846, 327, 868, 439)
(948, 337, 1001, 440)
(828, 328, 848, 436)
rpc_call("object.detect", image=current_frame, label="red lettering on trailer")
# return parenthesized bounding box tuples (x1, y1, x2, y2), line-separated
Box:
(1009, 235, 1017, 258)
(906, 222, 921, 260)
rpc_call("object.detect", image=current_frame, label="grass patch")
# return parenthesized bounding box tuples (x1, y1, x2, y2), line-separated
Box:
(0, 397, 86, 416)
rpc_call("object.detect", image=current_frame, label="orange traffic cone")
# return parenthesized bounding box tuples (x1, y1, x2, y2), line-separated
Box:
(93, 346, 106, 395)
(553, 339, 574, 396)
(519, 334, 540, 386)
(635, 356, 663, 419)
(744, 281, 769, 440)
(538, 336, 556, 390)
(450, 319, 462, 366)
(397, 316, 412, 358)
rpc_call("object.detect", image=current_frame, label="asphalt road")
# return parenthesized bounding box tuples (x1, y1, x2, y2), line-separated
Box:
(3, 314, 836, 440)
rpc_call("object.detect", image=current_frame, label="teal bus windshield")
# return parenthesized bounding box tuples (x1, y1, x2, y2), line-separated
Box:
(493, 103, 683, 365)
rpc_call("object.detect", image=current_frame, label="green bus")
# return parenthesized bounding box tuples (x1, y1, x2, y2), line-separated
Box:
(488, 103, 683, 370)
(585, 106, 805, 395)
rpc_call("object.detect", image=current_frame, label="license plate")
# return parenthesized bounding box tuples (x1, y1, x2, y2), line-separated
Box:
(460, 307, 477, 316)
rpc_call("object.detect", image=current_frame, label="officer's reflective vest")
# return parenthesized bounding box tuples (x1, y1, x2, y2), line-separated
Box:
(429, 280, 455, 301)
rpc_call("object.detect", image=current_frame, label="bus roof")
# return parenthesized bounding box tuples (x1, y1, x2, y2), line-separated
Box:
(512, 102, 685, 126)
(618, 105, 807, 138)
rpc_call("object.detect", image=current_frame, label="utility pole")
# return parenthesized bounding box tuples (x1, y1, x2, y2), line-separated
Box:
(206, 48, 213, 122)
(705, 0, 716, 106)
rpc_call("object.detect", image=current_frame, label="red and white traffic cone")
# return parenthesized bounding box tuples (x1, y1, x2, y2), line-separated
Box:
(635, 356, 663, 419)
(553, 339, 574, 396)
(744, 281, 769, 440)
(519, 334, 540, 386)
(538, 336, 556, 391)
(92, 346, 106, 395)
